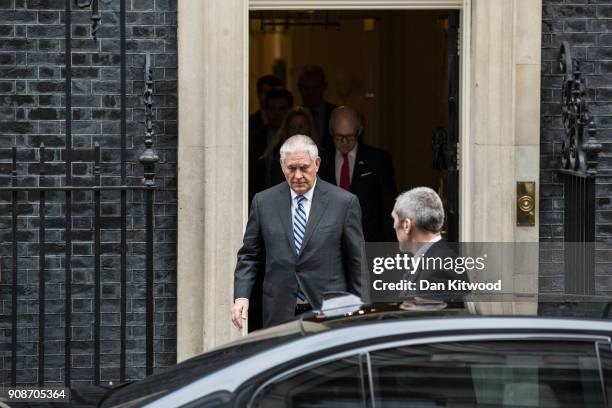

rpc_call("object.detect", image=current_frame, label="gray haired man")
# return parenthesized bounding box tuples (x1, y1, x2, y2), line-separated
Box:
(392, 187, 467, 299)
(232, 135, 365, 329)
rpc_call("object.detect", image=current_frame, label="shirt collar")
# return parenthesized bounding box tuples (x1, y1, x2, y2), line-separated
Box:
(414, 234, 442, 258)
(290, 178, 317, 201)
(429, 235, 442, 244)
(335, 142, 359, 160)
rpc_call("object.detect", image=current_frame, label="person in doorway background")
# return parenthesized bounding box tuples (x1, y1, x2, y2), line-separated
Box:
(250, 89, 294, 199)
(297, 65, 337, 154)
(259, 106, 320, 189)
(320, 106, 398, 242)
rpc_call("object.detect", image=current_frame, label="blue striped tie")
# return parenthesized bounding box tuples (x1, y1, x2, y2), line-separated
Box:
(293, 195, 307, 302)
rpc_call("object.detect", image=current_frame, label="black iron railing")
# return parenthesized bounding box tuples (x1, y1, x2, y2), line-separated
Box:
(558, 41, 602, 295)
(5, 0, 160, 386)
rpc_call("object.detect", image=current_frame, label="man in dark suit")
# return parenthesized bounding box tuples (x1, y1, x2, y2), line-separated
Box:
(297, 65, 336, 154)
(249, 75, 282, 137)
(232, 135, 365, 329)
(249, 88, 293, 203)
(320, 106, 398, 242)
(392, 187, 467, 301)
(249, 75, 283, 203)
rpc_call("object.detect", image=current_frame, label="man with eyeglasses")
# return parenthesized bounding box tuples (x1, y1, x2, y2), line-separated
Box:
(320, 106, 398, 242)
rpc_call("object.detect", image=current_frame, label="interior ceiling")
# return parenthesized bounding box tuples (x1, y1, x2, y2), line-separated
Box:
(250, 10, 446, 32)
(250, 10, 423, 20)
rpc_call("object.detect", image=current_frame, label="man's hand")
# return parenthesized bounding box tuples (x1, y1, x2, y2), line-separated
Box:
(231, 298, 249, 330)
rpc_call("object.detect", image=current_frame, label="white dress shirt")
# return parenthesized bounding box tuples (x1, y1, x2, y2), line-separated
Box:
(334, 143, 358, 186)
(290, 178, 316, 223)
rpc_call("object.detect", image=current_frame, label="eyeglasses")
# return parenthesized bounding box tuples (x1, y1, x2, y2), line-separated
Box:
(333, 134, 357, 142)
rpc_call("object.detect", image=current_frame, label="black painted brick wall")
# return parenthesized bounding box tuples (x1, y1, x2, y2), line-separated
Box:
(0, 0, 177, 387)
(541, 0, 612, 294)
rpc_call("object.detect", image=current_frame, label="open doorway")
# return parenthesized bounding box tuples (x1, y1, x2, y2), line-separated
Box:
(249, 9, 459, 240)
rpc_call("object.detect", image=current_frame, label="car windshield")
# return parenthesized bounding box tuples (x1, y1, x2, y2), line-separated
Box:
(99, 324, 303, 408)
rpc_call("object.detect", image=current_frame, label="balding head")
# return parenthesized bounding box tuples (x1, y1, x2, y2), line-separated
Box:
(330, 106, 363, 155)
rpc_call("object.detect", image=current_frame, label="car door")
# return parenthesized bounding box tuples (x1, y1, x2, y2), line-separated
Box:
(368, 339, 608, 408)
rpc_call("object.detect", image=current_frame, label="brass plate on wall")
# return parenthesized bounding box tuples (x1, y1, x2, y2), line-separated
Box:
(517, 181, 535, 227)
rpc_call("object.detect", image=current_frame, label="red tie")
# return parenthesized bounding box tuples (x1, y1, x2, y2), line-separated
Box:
(340, 153, 350, 190)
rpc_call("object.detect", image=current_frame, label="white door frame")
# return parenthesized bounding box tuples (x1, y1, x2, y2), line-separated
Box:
(176, 0, 540, 361)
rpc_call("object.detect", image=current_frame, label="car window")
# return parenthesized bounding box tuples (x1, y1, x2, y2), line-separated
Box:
(251, 354, 367, 408)
(180, 390, 232, 408)
(597, 342, 612, 408)
(100, 332, 301, 408)
(369, 341, 605, 408)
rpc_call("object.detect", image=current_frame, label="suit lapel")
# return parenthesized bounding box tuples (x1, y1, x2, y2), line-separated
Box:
(350, 144, 365, 192)
(299, 180, 329, 257)
(277, 183, 297, 257)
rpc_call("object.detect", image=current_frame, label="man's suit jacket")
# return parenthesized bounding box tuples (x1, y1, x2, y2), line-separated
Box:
(247, 111, 270, 331)
(248, 111, 269, 204)
(408, 239, 469, 301)
(313, 102, 337, 155)
(320, 143, 398, 242)
(249, 110, 265, 132)
(234, 178, 365, 327)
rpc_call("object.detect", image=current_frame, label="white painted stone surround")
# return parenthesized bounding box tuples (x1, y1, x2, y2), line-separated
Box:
(177, 0, 541, 360)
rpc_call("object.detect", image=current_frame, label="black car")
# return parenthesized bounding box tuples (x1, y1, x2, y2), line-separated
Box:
(87, 295, 612, 408)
